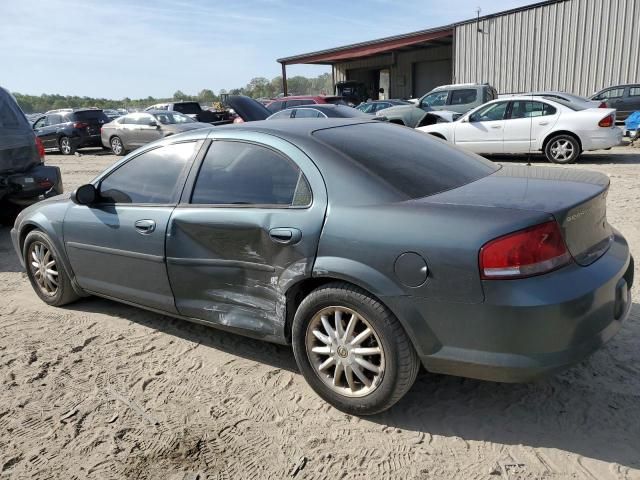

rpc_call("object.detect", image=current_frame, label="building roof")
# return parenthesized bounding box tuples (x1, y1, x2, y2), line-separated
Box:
(277, 0, 568, 65)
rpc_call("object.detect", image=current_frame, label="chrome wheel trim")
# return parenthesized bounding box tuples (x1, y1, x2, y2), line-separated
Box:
(29, 241, 59, 296)
(305, 306, 385, 398)
(111, 137, 123, 154)
(60, 137, 71, 154)
(550, 138, 574, 161)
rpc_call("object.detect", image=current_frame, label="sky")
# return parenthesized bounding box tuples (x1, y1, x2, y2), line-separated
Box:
(1, 0, 538, 99)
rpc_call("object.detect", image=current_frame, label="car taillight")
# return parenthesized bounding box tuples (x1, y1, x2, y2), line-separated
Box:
(598, 114, 614, 127)
(598, 102, 607, 108)
(35, 137, 45, 160)
(73, 121, 89, 129)
(38, 179, 53, 188)
(479, 221, 571, 280)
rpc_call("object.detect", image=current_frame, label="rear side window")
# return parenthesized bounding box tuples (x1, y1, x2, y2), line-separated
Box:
(314, 123, 498, 200)
(450, 89, 478, 105)
(99, 142, 198, 204)
(191, 141, 311, 206)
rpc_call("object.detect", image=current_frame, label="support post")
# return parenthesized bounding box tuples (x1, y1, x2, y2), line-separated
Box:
(281, 62, 288, 96)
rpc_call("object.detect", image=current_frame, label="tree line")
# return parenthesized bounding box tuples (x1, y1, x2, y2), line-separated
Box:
(13, 73, 334, 113)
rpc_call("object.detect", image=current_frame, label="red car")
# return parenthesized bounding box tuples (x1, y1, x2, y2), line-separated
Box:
(265, 95, 348, 114)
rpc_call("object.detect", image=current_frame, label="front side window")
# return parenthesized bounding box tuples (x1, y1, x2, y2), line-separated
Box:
(630, 87, 640, 97)
(99, 142, 198, 204)
(421, 91, 449, 108)
(191, 141, 311, 206)
(509, 101, 557, 119)
(469, 102, 508, 122)
(33, 117, 47, 129)
(596, 88, 624, 100)
(450, 89, 478, 105)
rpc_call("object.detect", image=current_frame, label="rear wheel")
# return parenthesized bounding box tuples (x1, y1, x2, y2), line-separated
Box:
(545, 134, 580, 164)
(110, 136, 126, 156)
(23, 230, 79, 306)
(292, 282, 420, 415)
(59, 136, 75, 155)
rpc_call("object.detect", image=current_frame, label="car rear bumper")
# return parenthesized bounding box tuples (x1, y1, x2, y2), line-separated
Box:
(72, 133, 103, 149)
(581, 127, 623, 150)
(384, 230, 633, 382)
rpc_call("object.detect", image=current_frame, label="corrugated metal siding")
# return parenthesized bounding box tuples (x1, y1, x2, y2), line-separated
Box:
(454, 0, 640, 96)
(334, 46, 452, 98)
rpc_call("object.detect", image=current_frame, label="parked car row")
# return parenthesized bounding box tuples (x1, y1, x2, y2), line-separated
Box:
(418, 95, 622, 164)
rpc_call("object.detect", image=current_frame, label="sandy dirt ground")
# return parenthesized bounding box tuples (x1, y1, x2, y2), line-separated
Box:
(0, 146, 639, 480)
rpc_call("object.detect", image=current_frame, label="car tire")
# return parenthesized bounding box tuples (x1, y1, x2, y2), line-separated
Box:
(23, 230, 79, 307)
(292, 282, 420, 416)
(59, 136, 75, 155)
(110, 136, 126, 156)
(544, 134, 581, 164)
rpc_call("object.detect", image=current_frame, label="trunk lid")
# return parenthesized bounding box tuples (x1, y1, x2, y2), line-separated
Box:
(423, 165, 612, 266)
(225, 95, 271, 122)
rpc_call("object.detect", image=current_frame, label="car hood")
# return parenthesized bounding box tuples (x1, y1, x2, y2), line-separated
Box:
(226, 95, 271, 122)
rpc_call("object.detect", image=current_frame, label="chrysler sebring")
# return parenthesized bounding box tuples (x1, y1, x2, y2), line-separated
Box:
(12, 120, 633, 414)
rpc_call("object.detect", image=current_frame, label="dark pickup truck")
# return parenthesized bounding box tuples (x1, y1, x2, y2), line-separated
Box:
(1, 87, 62, 223)
(144, 101, 232, 125)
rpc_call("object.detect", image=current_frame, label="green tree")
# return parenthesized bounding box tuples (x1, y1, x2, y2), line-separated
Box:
(198, 89, 216, 104)
(173, 90, 187, 101)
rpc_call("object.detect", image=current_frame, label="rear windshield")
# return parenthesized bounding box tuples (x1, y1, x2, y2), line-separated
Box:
(72, 110, 110, 122)
(539, 96, 585, 111)
(173, 103, 201, 114)
(313, 123, 498, 200)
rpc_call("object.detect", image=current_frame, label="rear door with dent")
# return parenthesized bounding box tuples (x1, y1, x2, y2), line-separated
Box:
(166, 131, 327, 340)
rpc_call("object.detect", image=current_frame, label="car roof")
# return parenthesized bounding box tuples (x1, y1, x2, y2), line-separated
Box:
(270, 95, 341, 102)
(275, 104, 367, 118)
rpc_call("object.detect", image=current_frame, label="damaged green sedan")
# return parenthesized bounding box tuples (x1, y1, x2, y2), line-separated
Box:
(12, 119, 633, 415)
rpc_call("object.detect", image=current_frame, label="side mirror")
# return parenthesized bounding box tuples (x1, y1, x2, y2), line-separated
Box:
(148, 120, 159, 127)
(71, 184, 97, 205)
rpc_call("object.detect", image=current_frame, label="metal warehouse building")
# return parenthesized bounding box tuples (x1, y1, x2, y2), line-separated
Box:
(277, 0, 640, 99)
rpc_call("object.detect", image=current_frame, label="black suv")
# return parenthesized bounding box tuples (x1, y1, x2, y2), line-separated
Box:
(0, 87, 63, 222)
(32, 109, 110, 155)
(591, 84, 640, 122)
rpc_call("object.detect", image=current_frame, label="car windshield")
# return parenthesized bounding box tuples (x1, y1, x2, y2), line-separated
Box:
(172, 103, 201, 114)
(355, 103, 374, 113)
(314, 123, 498, 200)
(153, 112, 196, 124)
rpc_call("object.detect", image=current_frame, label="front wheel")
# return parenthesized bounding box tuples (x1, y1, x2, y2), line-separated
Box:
(545, 134, 580, 164)
(23, 230, 79, 306)
(292, 282, 420, 415)
(59, 136, 75, 155)
(110, 136, 126, 156)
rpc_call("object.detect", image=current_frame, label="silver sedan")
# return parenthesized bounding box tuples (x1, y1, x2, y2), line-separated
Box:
(101, 110, 210, 155)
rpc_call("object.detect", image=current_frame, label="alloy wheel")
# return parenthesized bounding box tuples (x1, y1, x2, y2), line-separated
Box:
(111, 137, 123, 155)
(550, 139, 574, 161)
(28, 241, 58, 296)
(60, 137, 72, 155)
(305, 306, 385, 398)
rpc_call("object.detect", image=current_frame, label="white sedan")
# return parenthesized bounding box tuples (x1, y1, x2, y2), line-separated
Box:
(417, 96, 622, 163)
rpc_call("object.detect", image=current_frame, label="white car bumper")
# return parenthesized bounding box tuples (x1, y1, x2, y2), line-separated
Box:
(581, 127, 623, 151)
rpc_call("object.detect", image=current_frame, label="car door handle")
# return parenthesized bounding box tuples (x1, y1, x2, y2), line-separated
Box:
(490, 125, 502, 129)
(269, 228, 302, 245)
(134, 219, 156, 234)
(539, 121, 550, 126)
